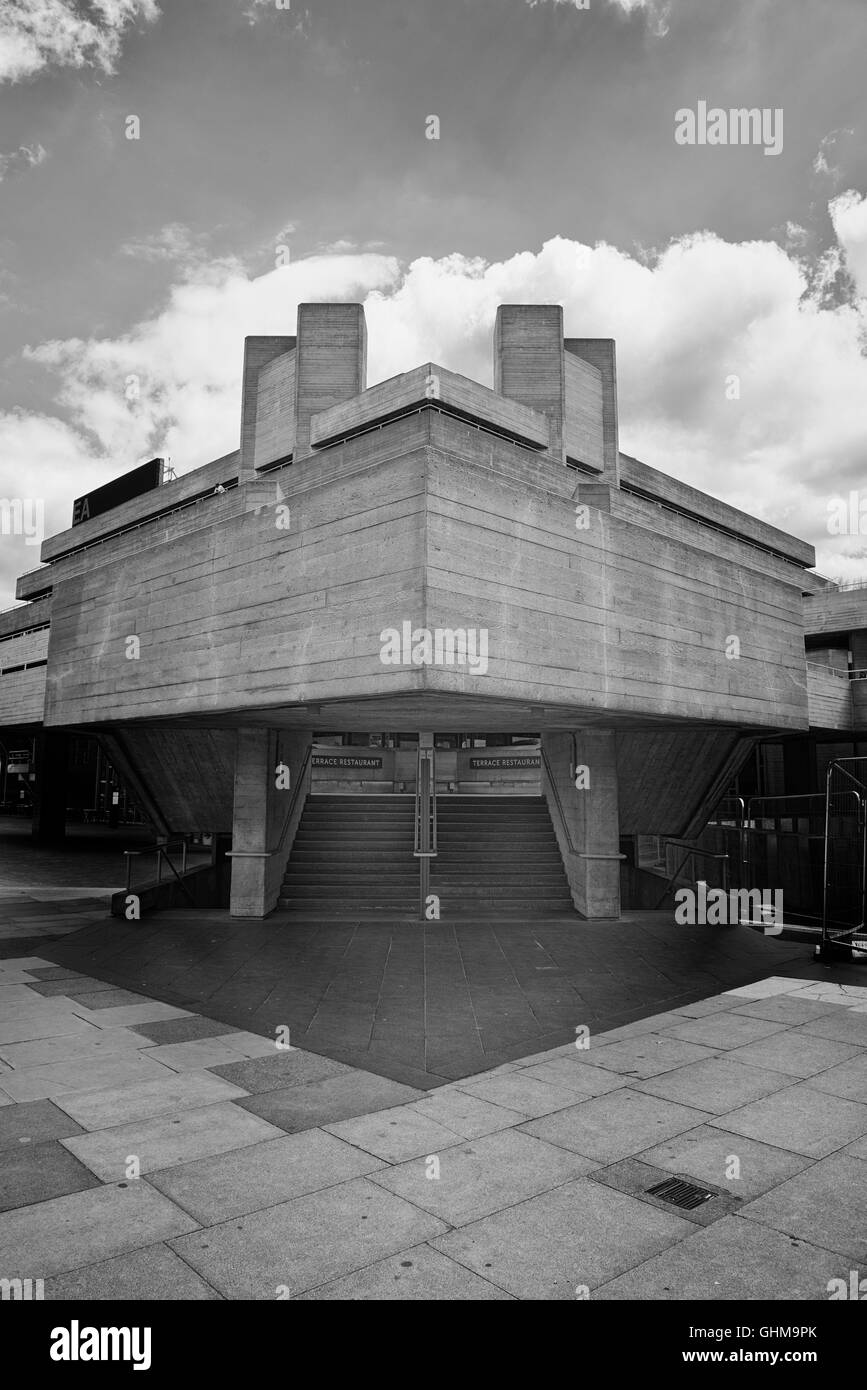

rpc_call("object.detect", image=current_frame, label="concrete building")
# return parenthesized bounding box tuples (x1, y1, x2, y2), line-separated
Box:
(1, 303, 863, 923)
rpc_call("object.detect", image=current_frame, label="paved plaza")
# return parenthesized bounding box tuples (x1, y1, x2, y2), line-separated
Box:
(1, 893, 866, 1300)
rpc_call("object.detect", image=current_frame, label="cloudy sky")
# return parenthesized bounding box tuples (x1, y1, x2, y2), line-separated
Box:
(1, 0, 866, 604)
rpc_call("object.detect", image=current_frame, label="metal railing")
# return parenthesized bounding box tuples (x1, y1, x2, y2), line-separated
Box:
(269, 745, 312, 863)
(821, 758, 867, 956)
(539, 741, 579, 855)
(414, 747, 437, 920)
(124, 837, 195, 904)
(652, 839, 729, 909)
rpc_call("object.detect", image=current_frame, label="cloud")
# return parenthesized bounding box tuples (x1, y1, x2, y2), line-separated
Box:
(813, 129, 855, 184)
(829, 189, 867, 298)
(527, 0, 671, 35)
(5, 197, 867, 605)
(0, 0, 160, 84)
(120, 223, 214, 267)
(0, 143, 47, 181)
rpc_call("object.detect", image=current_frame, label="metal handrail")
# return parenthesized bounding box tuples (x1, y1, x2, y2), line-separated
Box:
(124, 837, 195, 904)
(539, 741, 579, 855)
(269, 745, 313, 859)
(653, 838, 730, 909)
(413, 749, 437, 857)
(709, 795, 745, 826)
(414, 748, 437, 922)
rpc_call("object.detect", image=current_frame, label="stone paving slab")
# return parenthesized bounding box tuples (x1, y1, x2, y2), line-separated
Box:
(723, 1031, 864, 1077)
(132, 1016, 242, 1045)
(802, 1052, 867, 1103)
(26, 977, 121, 997)
(52, 1071, 251, 1131)
(369, 1129, 597, 1226)
(593, 1215, 848, 1300)
(514, 1057, 630, 1096)
(68, 1001, 192, 1028)
(44, 1243, 222, 1300)
(452, 1072, 583, 1118)
(796, 1013, 867, 1046)
(711, 1082, 867, 1158)
(324, 1106, 466, 1163)
(520, 1089, 709, 1164)
(296, 1243, 514, 1300)
(0, 1028, 160, 1070)
(739, 1153, 867, 1261)
(637, 1125, 812, 1199)
(403, 1090, 526, 1139)
(142, 1038, 265, 1074)
(0, 1181, 200, 1279)
(0, 1098, 86, 1150)
(0, 1050, 175, 1102)
(573, 1035, 720, 1079)
(148, 1130, 386, 1226)
(235, 1070, 424, 1133)
(62, 1102, 284, 1181)
(729, 994, 846, 1025)
(209, 1050, 352, 1093)
(632, 1056, 797, 1114)
(168, 1178, 449, 1299)
(658, 1012, 792, 1051)
(0, 1138, 102, 1212)
(432, 1176, 695, 1298)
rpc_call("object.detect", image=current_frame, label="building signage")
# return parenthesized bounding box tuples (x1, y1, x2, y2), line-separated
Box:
(72, 458, 164, 527)
(7, 748, 30, 774)
(469, 756, 540, 769)
(312, 754, 383, 768)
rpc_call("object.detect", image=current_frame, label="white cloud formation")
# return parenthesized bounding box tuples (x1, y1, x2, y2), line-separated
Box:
(527, 0, 671, 35)
(0, 143, 47, 180)
(0, 0, 160, 84)
(5, 197, 867, 605)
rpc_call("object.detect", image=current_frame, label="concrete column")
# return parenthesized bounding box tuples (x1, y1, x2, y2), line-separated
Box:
(229, 729, 312, 917)
(293, 303, 367, 462)
(494, 304, 565, 463)
(32, 730, 70, 843)
(542, 730, 622, 918)
(239, 336, 296, 482)
(564, 338, 620, 486)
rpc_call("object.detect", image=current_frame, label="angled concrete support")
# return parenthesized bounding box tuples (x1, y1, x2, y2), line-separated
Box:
(542, 730, 623, 918)
(229, 729, 312, 918)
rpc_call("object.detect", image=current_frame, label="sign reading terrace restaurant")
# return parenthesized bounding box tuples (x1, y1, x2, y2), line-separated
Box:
(469, 756, 540, 769)
(312, 755, 383, 768)
(72, 458, 165, 527)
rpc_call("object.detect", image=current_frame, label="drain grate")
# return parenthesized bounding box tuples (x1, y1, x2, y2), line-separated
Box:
(645, 1176, 714, 1210)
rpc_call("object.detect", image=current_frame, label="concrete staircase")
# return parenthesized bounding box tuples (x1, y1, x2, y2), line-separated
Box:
(279, 795, 417, 914)
(278, 794, 574, 918)
(432, 796, 574, 916)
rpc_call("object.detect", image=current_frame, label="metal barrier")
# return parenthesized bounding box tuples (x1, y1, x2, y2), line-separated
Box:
(821, 757, 867, 957)
(413, 747, 437, 920)
(124, 837, 195, 904)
